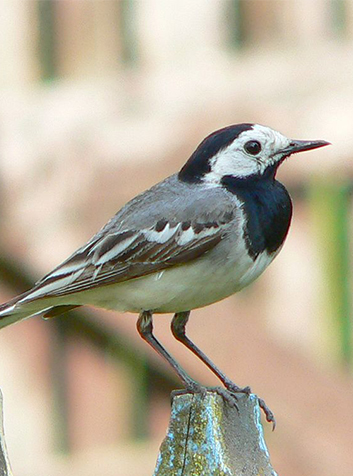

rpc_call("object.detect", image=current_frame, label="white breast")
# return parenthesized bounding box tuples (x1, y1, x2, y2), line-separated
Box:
(236, 250, 275, 289)
(67, 244, 276, 315)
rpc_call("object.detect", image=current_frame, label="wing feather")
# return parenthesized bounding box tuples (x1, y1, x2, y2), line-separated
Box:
(19, 217, 233, 303)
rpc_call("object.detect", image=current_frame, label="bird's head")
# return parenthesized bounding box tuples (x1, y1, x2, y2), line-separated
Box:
(179, 123, 330, 185)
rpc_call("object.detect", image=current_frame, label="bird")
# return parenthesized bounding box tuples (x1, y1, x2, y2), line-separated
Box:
(0, 123, 329, 425)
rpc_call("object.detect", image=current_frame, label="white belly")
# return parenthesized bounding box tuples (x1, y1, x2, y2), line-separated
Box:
(69, 248, 275, 314)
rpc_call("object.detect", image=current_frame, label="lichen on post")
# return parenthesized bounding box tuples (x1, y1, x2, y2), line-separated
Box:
(154, 391, 277, 476)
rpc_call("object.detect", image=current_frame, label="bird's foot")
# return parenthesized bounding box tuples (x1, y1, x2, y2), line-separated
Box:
(224, 381, 252, 395)
(171, 385, 239, 411)
(224, 380, 276, 429)
(171, 382, 276, 429)
(206, 386, 240, 411)
(258, 397, 276, 430)
(171, 378, 208, 400)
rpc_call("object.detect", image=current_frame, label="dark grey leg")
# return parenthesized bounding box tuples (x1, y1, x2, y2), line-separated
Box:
(137, 311, 202, 393)
(171, 311, 250, 393)
(171, 311, 275, 427)
(137, 311, 239, 411)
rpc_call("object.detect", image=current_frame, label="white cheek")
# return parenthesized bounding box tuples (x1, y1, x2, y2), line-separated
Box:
(205, 149, 259, 183)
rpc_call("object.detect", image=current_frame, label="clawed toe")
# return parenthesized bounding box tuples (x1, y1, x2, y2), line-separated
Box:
(171, 381, 207, 400)
(172, 385, 240, 411)
(226, 383, 251, 395)
(258, 397, 276, 430)
(171, 383, 276, 429)
(206, 386, 240, 411)
(213, 387, 276, 429)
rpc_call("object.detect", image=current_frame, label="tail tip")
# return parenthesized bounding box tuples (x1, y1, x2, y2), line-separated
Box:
(0, 304, 16, 318)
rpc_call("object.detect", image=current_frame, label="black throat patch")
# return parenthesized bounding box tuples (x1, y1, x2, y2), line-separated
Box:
(221, 173, 293, 259)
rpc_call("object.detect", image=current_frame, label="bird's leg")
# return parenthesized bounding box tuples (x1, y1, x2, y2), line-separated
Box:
(171, 311, 276, 427)
(137, 311, 203, 394)
(171, 312, 249, 393)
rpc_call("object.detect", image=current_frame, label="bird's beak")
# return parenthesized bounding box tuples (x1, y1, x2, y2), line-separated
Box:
(280, 139, 331, 156)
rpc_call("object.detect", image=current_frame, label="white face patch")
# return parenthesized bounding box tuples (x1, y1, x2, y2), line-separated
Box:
(203, 124, 291, 184)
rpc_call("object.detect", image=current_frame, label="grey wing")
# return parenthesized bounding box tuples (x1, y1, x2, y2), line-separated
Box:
(20, 176, 239, 302)
(24, 220, 229, 301)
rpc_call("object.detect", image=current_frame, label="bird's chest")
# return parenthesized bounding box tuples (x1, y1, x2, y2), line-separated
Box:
(222, 175, 293, 260)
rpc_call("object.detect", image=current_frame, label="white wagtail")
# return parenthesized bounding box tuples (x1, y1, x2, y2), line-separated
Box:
(0, 123, 329, 425)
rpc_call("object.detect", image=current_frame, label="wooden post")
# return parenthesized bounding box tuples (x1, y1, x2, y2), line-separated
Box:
(154, 391, 277, 475)
(0, 391, 13, 476)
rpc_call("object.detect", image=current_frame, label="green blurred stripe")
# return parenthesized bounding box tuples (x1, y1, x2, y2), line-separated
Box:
(331, 0, 347, 37)
(37, 0, 57, 81)
(119, 0, 139, 66)
(309, 179, 352, 368)
(226, 0, 246, 49)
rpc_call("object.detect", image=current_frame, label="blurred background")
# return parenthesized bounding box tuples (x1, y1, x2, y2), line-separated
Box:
(0, 0, 352, 475)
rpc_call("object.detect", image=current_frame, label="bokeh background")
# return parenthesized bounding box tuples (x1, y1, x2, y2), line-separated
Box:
(0, 1, 352, 475)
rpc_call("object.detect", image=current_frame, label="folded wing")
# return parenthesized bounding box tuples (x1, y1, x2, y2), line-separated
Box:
(18, 216, 233, 304)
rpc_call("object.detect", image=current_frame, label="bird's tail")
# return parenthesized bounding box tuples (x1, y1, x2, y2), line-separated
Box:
(0, 293, 46, 329)
(0, 291, 79, 330)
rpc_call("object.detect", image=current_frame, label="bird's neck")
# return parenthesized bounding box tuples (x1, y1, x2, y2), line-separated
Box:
(221, 172, 293, 259)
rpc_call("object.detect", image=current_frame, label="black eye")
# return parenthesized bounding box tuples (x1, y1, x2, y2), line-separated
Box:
(244, 140, 262, 155)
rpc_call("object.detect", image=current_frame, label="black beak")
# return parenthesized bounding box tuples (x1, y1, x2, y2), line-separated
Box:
(280, 139, 331, 156)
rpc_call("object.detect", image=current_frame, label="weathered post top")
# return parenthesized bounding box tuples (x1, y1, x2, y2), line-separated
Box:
(154, 391, 277, 476)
